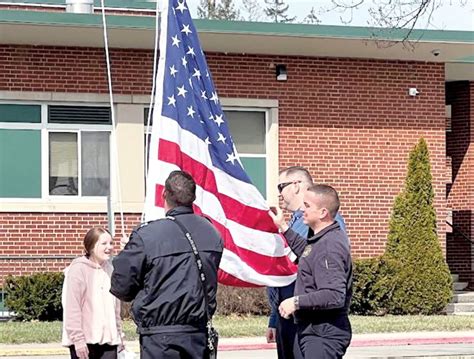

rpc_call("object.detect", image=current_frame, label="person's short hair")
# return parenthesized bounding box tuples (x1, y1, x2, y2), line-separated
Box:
(307, 184, 340, 218)
(165, 170, 196, 208)
(280, 166, 313, 184)
(83, 227, 111, 257)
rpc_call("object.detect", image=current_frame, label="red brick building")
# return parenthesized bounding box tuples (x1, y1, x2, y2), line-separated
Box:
(0, 1, 473, 290)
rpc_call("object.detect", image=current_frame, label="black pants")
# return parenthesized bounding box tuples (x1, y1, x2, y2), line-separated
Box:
(276, 316, 297, 359)
(69, 344, 117, 359)
(140, 331, 208, 359)
(293, 318, 351, 359)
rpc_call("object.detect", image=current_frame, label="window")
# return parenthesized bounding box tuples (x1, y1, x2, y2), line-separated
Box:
(143, 107, 267, 197)
(0, 103, 111, 199)
(0, 104, 42, 198)
(225, 110, 266, 196)
(48, 131, 110, 196)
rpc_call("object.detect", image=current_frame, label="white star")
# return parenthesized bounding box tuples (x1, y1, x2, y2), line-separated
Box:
(175, 0, 187, 13)
(192, 68, 201, 79)
(181, 56, 187, 68)
(214, 114, 224, 127)
(226, 152, 238, 165)
(167, 95, 176, 107)
(206, 70, 210, 78)
(208, 114, 214, 121)
(171, 35, 180, 47)
(187, 105, 195, 118)
(201, 90, 208, 100)
(188, 78, 194, 89)
(187, 46, 196, 57)
(177, 85, 187, 98)
(217, 133, 226, 144)
(169, 65, 178, 77)
(210, 92, 219, 104)
(181, 24, 192, 36)
(204, 137, 211, 145)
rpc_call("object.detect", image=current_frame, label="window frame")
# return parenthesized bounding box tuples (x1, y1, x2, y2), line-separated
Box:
(0, 100, 113, 203)
(143, 101, 278, 200)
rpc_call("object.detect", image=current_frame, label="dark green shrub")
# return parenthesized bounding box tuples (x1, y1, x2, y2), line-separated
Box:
(383, 138, 452, 314)
(118, 285, 271, 318)
(216, 285, 270, 316)
(350, 258, 382, 315)
(4, 272, 64, 321)
(350, 257, 398, 315)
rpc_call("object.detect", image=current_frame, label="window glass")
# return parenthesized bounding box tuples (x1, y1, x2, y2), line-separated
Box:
(240, 157, 266, 197)
(0, 104, 41, 123)
(225, 111, 265, 154)
(49, 132, 78, 195)
(82, 132, 110, 196)
(0, 129, 41, 198)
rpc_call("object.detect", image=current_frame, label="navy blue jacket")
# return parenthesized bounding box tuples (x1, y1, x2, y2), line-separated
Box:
(284, 221, 352, 322)
(267, 211, 346, 327)
(110, 206, 223, 334)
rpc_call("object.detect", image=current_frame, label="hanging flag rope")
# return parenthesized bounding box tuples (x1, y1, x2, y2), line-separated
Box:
(100, 0, 125, 239)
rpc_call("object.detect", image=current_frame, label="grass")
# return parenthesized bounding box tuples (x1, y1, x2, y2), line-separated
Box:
(1, 315, 474, 344)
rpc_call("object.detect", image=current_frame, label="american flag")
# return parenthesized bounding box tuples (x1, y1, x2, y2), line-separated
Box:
(144, 0, 297, 287)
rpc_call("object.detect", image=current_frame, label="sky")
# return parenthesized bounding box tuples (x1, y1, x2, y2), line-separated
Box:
(186, 0, 474, 31)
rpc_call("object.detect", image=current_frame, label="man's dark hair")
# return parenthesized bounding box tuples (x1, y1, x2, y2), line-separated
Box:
(307, 184, 340, 219)
(164, 170, 196, 208)
(280, 166, 313, 184)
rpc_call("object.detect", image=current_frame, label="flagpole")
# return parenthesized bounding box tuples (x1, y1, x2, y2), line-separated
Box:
(142, 0, 162, 223)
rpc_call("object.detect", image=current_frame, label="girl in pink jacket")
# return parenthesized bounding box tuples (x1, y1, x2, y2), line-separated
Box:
(62, 227, 123, 359)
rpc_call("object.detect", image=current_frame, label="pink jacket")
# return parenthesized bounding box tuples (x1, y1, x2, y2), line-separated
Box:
(61, 256, 122, 351)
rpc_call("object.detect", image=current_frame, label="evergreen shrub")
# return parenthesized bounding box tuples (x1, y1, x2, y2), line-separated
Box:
(350, 257, 399, 315)
(383, 138, 452, 314)
(4, 272, 64, 321)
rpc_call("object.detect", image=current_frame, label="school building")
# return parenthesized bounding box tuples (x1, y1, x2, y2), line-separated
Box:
(0, 1, 473, 290)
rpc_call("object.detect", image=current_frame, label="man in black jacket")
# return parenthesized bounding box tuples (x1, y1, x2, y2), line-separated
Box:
(269, 184, 352, 359)
(110, 170, 223, 359)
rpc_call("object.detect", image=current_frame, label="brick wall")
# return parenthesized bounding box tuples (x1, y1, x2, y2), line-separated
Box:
(446, 81, 474, 285)
(0, 213, 140, 282)
(0, 45, 448, 280)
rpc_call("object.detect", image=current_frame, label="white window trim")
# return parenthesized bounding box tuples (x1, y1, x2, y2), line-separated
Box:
(0, 100, 114, 212)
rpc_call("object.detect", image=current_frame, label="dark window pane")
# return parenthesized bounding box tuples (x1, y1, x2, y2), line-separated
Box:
(0, 104, 41, 123)
(0, 129, 41, 198)
(225, 111, 265, 154)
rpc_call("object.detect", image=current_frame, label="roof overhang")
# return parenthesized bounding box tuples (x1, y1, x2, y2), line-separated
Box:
(0, 10, 473, 81)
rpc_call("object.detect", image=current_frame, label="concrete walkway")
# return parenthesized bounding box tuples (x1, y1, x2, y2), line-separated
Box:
(0, 331, 473, 358)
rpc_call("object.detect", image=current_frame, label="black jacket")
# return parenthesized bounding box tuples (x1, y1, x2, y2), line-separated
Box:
(110, 206, 223, 334)
(284, 221, 352, 323)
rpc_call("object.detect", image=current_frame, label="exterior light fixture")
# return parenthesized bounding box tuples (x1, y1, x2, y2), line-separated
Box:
(276, 64, 287, 81)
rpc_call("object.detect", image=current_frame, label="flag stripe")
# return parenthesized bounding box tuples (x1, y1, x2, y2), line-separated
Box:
(155, 184, 298, 277)
(156, 116, 267, 209)
(220, 249, 297, 287)
(154, 175, 291, 257)
(158, 138, 278, 232)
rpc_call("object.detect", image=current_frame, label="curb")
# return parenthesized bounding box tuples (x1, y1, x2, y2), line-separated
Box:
(217, 336, 474, 351)
(1, 336, 474, 356)
(351, 336, 474, 347)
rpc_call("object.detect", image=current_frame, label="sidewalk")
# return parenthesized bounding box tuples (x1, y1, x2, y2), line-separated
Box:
(0, 332, 473, 357)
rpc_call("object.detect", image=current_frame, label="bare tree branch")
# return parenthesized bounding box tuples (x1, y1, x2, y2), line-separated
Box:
(310, 0, 469, 47)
